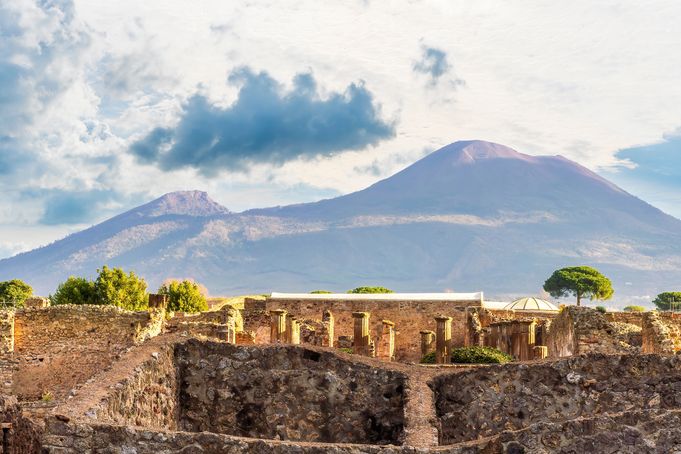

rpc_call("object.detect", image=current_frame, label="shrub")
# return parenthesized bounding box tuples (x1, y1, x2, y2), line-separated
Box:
(595, 306, 607, 313)
(0, 279, 33, 307)
(51, 277, 97, 306)
(339, 347, 353, 354)
(347, 286, 394, 294)
(420, 351, 436, 364)
(450, 346, 513, 364)
(310, 290, 332, 294)
(158, 279, 208, 313)
(95, 266, 148, 311)
(623, 305, 646, 312)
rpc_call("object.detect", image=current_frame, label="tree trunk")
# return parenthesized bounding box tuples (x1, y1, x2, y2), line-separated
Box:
(576, 293, 581, 306)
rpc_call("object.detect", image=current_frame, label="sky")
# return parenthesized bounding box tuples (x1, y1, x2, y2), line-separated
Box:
(2, 0, 681, 258)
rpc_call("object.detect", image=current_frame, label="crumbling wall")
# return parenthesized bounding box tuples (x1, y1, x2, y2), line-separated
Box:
(261, 298, 481, 361)
(0, 310, 14, 354)
(432, 353, 681, 445)
(91, 345, 178, 430)
(642, 311, 681, 354)
(605, 311, 644, 327)
(545, 306, 634, 358)
(176, 340, 406, 444)
(11, 305, 165, 400)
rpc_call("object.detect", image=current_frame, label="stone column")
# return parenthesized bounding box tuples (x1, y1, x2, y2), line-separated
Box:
(352, 312, 370, 356)
(376, 320, 396, 361)
(322, 310, 334, 347)
(290, 319, 301, 345)
(533, 345, 548, 360)
(420, 330, 435, 357)
(435, 315, 452, 364)
(224, 307, 237, 344)
(270, 309, 287, 344)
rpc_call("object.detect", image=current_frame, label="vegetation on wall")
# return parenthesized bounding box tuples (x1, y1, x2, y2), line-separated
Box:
(543, 266, 613, 306)
(623, 305, 646, 312)
(652, 292, 681, 311)
(0, 279, 33, 307)
(595, 306, 607, 313)
(310, 290, 332, 294)
(347, 286, 394, 294)
(158, 279, 208, 313)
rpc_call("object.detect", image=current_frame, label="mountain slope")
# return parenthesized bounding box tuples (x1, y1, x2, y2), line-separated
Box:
(2, 140, 681, 303)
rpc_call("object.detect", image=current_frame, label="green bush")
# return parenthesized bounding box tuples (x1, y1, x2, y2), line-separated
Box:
(623, 305, 646, 312)
(420, 346, 512, 364)
(451, 346, 513, 364)
(0, 279, 32, 307)
(347, 286, 394, 294)
(339, 347, 353, 354)
(310, 290, 332, 294)
(420, 351, 436, 364)
(595, 306, 607, 313)
(51, 277, 97, 305)
(158, 279, 208, 313)
(51, 266, 148, 310)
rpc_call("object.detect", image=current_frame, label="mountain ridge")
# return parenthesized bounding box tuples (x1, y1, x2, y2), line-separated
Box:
(2, 140, 680, 303)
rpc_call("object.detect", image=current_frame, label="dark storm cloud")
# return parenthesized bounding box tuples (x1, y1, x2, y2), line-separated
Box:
(129, 68, 396, 175)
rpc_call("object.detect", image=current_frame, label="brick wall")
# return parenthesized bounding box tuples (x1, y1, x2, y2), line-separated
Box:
(641, 312, 681, 354)
(11, 305, 165, 400)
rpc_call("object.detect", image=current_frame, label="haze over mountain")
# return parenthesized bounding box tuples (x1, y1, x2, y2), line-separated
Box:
(2, 140, 680, 305)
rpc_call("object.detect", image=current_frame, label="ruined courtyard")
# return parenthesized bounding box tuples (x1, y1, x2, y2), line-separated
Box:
(0, 293, 680, 452)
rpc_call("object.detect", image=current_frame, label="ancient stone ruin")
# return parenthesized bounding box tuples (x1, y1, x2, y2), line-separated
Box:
(0, 293, 678, 452)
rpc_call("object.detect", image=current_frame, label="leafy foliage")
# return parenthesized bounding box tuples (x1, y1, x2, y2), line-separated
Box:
(420, 346, 513, 364)
(595, 306, 607, 313)
(451, 346, 513, 364)
(623, 305, 646, 312)
(0, 279, 32, 307)
(51, 277, 97, 306)
(347, 286, 394, 294)
(158, 279, 208, 313)
(653, 292, 681, 310)
(543, 266, 613, 306)
(310, 290, 332, 294)
(95, 266, 148, 310)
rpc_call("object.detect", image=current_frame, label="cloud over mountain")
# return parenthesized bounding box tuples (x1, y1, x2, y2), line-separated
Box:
(130, 68, 396, 175)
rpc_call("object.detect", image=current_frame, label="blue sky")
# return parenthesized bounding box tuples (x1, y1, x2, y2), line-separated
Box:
(2, 0, 681, 257)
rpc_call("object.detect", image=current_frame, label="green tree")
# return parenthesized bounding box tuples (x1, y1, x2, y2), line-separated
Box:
(623, 305, 646, 312)
(653, 292, 681, 311)
(347, 286, 394, 294)
(543, 266, 613, 306)
(51, 277, 97, 306)
(158, 279, 207, 313)
(0, 279, 32, 307)
(94, 266, 148, 310)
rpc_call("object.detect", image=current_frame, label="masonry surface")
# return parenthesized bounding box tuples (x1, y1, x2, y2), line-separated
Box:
(0, 298, 679, 452)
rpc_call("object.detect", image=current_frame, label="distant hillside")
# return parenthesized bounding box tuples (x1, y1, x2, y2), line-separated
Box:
(2, 140, 681, 305)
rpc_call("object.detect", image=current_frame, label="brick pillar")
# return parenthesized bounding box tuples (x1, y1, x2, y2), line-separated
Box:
(376, 320, 396, 361)
(322, 310, 334, 347)
(270, 309, 287, 344)
(287, 317, 301, 345)
(352, 312, 370, 356)
(435, 315, 452, 364)
(225, 307, 237, 344)
(420, 330, 435, 357)
(533, 345, 548, 360)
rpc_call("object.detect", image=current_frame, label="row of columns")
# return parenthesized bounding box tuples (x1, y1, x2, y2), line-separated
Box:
(270, 310, 301, 345)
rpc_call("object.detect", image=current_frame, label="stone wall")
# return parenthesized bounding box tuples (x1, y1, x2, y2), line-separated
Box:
(92, 344, 178, 430)
(545, 306, 635, 358)
(176, 340, 406, 444)
(431, 353, 681, 445)
(261, 298, 481, 361)
(641, 311, 681, 354)
(0, 310, 14, 354)
(605, 311, 644, 327)
(11, 305, 165, 400)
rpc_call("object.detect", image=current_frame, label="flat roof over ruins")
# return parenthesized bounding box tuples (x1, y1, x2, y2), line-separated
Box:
(269, 292, 484, 301)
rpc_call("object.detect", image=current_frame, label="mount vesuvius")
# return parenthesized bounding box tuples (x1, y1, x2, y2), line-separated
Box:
(2, 140, 680, 303)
